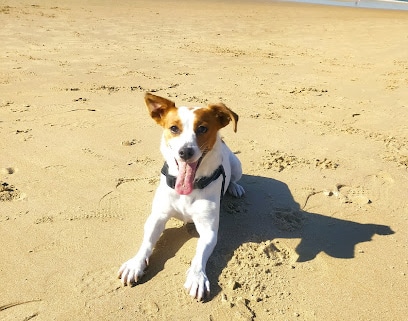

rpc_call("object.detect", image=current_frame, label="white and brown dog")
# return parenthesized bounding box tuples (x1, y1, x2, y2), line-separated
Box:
(118, 93, 245, 300)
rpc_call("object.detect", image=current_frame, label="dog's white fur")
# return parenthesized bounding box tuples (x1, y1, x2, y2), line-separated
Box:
(118, 93, 245, 300)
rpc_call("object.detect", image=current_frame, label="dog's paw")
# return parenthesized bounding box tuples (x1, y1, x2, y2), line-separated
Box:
(227, 182, 245, 198)
(117, 256, 148, 286)
(184, 269, 210, 301)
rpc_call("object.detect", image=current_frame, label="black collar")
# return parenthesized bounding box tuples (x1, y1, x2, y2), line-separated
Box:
(161, 162, 226, 197)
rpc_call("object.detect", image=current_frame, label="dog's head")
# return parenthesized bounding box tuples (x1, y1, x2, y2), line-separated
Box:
(144, 92, 238, 195)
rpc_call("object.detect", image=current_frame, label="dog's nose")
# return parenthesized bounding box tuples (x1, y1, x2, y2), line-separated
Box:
(179, 147, 195, 161)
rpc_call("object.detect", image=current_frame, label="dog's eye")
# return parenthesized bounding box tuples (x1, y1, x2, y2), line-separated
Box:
(196, 126, 208, 135)
(170, 125, 179, 134)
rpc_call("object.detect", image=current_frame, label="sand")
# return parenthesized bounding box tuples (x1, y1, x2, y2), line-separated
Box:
(1, 0, 407, 320)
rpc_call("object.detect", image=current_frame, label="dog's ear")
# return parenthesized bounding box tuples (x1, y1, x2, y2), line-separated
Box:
(207, 103, 239, 132)
(144, 93, 176, 124)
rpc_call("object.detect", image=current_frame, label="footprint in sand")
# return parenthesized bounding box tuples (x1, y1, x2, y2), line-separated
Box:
(304, 183, 373, 207)
(78, 267, 120, 300)
(368, 171, 395, 184)
(211, 297, 255, 321)
(219, 240, 295, 309)
(273, 207, 305, 231)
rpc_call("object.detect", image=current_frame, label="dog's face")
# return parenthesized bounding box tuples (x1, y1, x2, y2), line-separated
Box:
(144, 93, 238, 195)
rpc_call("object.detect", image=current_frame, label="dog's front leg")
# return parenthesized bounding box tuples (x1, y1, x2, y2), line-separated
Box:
(118, 213, 168, 286)
(184, 217, 218, 301)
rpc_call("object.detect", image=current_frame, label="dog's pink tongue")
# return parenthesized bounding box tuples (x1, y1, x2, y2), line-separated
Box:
(175, 161, 198, 195)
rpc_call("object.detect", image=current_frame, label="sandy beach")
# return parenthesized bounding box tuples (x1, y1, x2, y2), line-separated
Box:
(1, 0, 407, 320)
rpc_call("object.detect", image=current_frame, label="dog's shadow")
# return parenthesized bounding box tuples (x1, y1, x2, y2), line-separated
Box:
(142, 174, 394, 298)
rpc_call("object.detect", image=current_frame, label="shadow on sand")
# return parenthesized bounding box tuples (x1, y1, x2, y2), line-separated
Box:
(140, 174, 394, 298)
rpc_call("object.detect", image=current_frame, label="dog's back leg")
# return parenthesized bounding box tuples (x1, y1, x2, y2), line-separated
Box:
(227, 152, 245, 198)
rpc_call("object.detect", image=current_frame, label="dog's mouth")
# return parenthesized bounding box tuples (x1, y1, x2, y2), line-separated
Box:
(174, 156, 204, 195)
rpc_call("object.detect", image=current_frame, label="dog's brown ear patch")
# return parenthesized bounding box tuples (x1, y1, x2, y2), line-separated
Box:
(207, 103, 239, 132)
(144, 93, 176, 125)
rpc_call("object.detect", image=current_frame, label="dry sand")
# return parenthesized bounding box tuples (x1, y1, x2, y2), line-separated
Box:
(1, 0, 407, 320)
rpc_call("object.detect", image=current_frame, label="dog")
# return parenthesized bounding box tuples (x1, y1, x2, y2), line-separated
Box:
(118, 93, 245, 301)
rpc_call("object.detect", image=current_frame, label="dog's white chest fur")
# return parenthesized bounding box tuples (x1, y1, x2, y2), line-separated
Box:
(118, 93, 245, 301)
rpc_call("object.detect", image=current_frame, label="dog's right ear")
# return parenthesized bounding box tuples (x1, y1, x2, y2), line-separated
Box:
(144, 93, 176, 125)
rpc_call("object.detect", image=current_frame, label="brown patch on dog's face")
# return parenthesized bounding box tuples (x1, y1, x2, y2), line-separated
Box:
(144, 92, 185, 146)
(193, 109, 220, 154)
(161, 108, 184, 143)
(193, 104, 239, 153)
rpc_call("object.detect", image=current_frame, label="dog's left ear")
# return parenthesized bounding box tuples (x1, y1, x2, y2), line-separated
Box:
(208, 103, 239, 132)
(144, 93, 176, 125)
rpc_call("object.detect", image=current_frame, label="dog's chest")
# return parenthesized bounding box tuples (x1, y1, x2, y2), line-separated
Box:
(160, 186, 220, 224)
